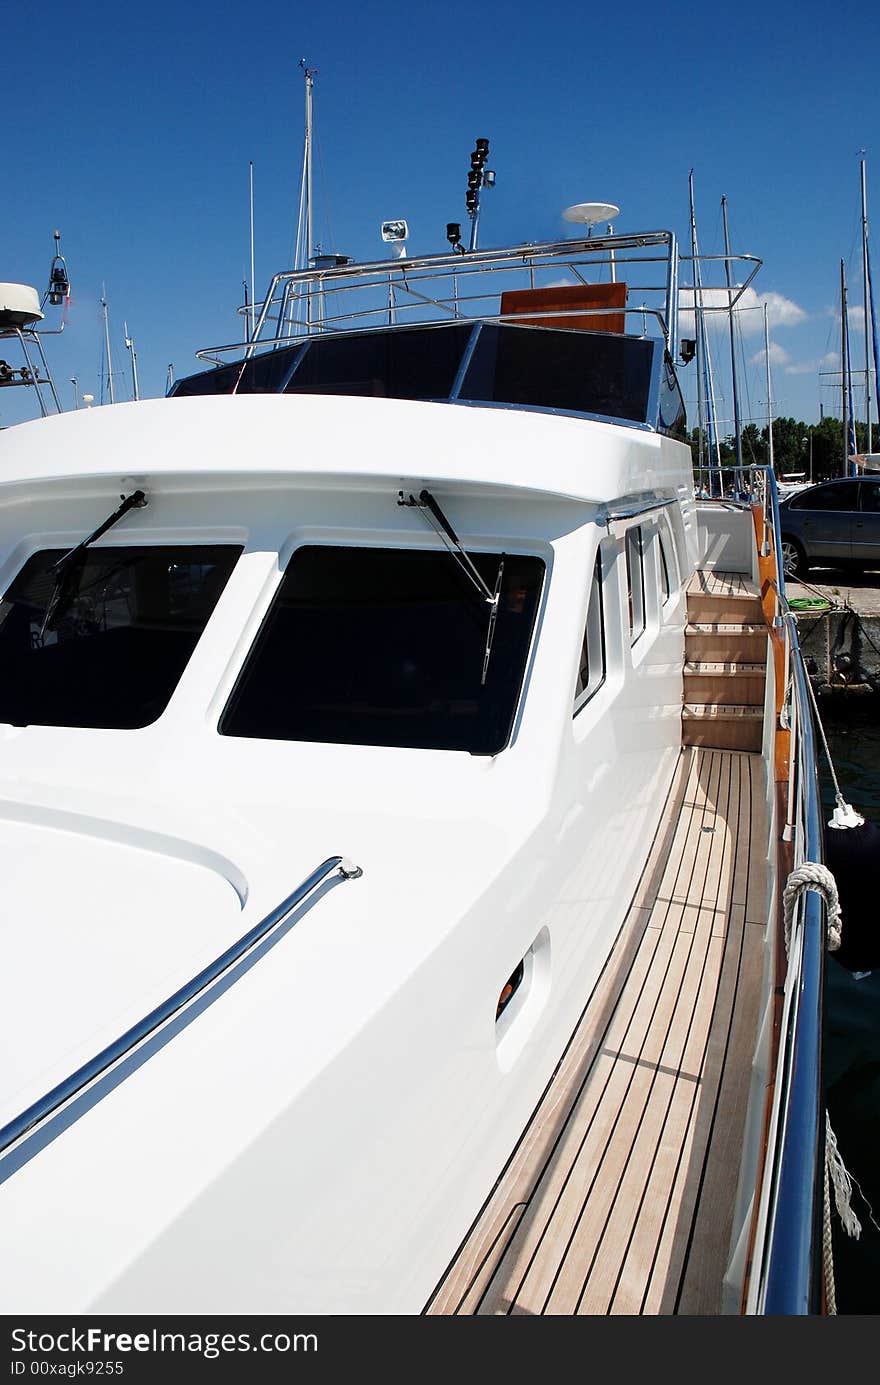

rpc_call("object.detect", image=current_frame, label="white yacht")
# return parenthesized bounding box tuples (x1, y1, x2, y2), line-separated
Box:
(0, 192, 834, 1315)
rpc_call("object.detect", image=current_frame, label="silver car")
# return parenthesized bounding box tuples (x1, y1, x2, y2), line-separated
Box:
(778, 475, 880, 577)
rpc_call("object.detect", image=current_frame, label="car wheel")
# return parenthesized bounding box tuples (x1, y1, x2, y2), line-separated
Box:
(781, 536, 808, 579)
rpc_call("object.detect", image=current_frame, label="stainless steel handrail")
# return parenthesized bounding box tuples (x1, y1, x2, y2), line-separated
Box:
(759, 633, 825, 1314)
(743, 463, 826, 1314)
(190, 229, 764, 369)
(194, 304, 673, 367)
(0, 855, 363, 1168)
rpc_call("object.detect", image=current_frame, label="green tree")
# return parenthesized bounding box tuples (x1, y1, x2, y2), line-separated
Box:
(810, 416, 845, 480)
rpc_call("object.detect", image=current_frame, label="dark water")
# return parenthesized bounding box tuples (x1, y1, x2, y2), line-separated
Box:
(818, 697, 880, 1314)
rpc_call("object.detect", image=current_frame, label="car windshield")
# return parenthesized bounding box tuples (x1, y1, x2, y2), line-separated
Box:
(0, 545, 241, 728)
(220, 545, 545, 754)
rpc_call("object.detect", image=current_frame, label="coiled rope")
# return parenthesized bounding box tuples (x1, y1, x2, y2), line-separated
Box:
(782, 861, 842, 955)
(781, 857, 859, 1315)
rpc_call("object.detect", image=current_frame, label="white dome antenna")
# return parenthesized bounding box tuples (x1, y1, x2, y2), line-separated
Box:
(563, 202, 621, 229)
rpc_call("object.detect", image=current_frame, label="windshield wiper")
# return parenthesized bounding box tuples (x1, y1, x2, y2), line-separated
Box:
(39, 489, 148, 639)
(398, 487, 505, 685)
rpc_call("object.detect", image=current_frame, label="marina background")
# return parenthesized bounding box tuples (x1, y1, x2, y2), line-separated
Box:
(2, 0, 879, 430)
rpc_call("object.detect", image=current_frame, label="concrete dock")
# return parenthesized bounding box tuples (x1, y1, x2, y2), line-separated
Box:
(786, 566, 880, 692)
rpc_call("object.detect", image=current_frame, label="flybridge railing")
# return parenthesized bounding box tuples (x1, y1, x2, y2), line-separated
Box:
(194, 231, 761, 370)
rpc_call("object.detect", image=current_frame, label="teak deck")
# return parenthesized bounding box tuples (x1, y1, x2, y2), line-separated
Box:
(426, 746, 768, 1316)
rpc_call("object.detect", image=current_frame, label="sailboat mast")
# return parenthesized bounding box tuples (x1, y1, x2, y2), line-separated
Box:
(688, 176, 722, 491)
(841, 259, 851, 475)
(721, 196, 743, 473)
(861, 157, 873, 455)
(249, 160, 256, 343)
(764, 303, 775, 473)
(688, 172, 706, 489)
(305, 69, 313, 284)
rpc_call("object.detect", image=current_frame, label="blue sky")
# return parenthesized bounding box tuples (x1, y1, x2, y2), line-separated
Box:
(2, 0, 878, 436)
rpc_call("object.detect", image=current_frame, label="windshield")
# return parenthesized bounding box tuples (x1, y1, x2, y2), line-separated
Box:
(220, 545, 544, 754)
(0, 545, 241, 728)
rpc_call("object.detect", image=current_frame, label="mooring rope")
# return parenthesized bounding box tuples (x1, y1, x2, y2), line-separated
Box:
(782, 860, 842, 954)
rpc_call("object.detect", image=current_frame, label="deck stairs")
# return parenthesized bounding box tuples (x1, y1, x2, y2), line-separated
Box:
(682, 571, 766, 753)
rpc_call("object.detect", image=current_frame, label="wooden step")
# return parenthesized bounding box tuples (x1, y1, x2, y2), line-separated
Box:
(683, 661, 766, 707)
(682, 703, 763, 752)
(685, 622, 767, 663)
(686, 571, 763, 625)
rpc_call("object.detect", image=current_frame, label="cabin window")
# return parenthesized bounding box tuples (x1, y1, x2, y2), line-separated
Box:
(220, 545, 545, 755)
(626, 527, 645, 643)
(659, 529, 671, 603)
(0, 545, 242, 729)
(574, 551, 605, 712)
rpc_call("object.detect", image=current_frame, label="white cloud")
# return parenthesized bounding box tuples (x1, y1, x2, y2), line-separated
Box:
(748, 341, 791, 368)
(769, 349, 841, 378)
(679, 286, 807, 338)
(824, 303, 867, 329)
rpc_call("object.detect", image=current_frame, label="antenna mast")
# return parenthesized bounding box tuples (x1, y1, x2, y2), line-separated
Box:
(124, 321, 139, 401)
(861, 155, 873, 455)
(721, 196, 743, 478)
(101, 288, 115, 404)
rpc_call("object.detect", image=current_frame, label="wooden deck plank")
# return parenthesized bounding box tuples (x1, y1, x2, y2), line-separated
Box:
(478, 914, 686, 1312)
(562, 924, 725, 1315)
(582, 780, 738, 1314)
(592, 932, 727, 1315)
(673, 914, 767, 1313)
(426, 746, 770, 1317)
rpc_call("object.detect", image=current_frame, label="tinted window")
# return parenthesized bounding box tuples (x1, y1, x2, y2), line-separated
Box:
(0, 546, 241, 728)
(860, 481, 880, 513)
(220, 546, 544, 754)
(283, 325, 472, 400)
(626, 527, 645, 643)
(659, 529, 672, 602)
(171, 348, 303, 397)
(574, 552, 605, 712)
(460, 324, 654, 422)
(658, 354, 687, 440)
(791, 481, 860, 511)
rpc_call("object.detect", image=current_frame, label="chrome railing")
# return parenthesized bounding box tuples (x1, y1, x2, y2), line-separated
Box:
(193, 230, 761, 368)
(0, 855, 363, 1178)
(696, 463, 826, 1312)
(755, 587, 825, 1314)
